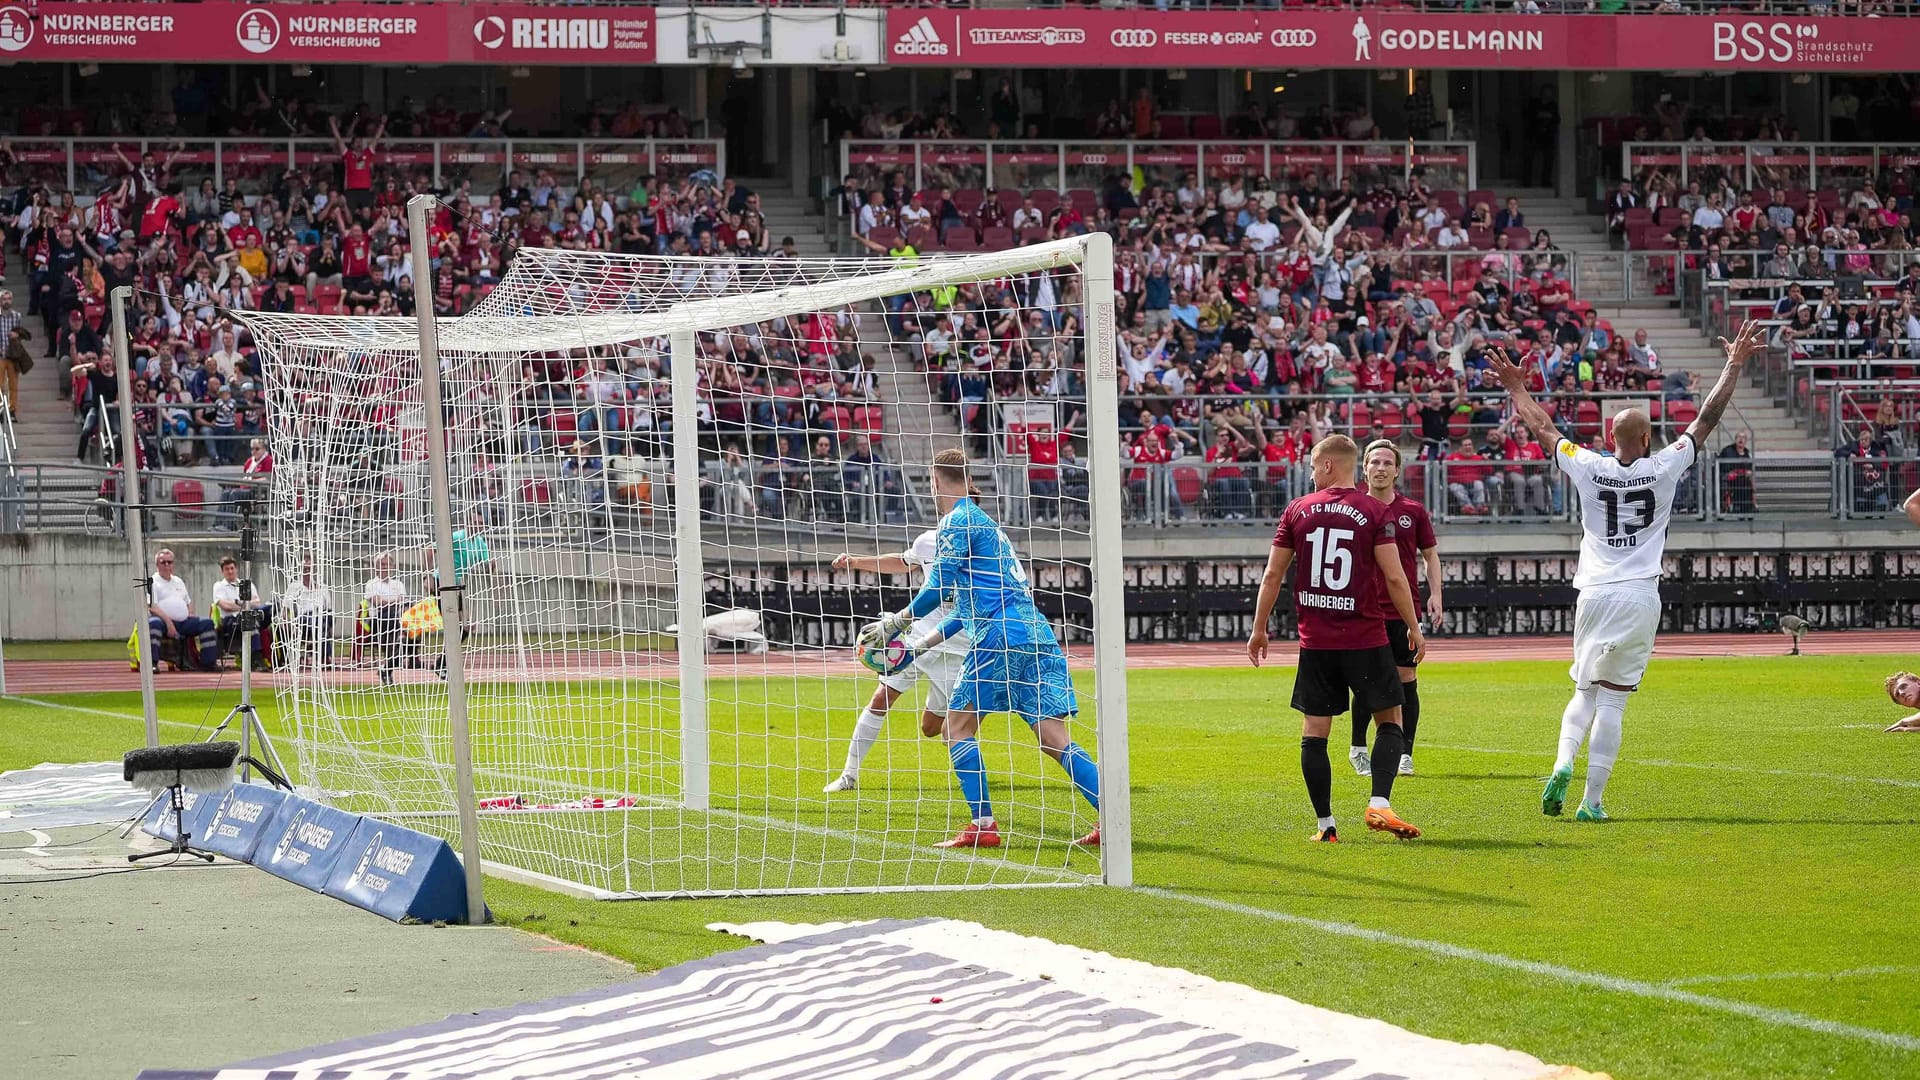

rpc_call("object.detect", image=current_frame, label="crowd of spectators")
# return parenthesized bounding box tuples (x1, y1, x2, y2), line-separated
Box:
(849, 149, 1696, 518)
(2, 103, 774, 472)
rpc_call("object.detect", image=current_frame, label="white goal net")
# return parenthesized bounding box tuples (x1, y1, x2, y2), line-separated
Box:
(235, 226, 1129, 899)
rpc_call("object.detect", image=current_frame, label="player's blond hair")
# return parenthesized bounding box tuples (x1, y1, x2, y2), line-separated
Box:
(1364, 438, 1402, 467)
(1312, 433, 1359, 466)
(1888, 672, 1917, 702)
(932, 447, 982, 497)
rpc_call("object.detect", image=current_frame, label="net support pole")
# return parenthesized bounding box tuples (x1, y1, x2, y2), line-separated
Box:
(1081, 231, 1132, 888)
(669, 326, 709, 812)
(110, 285, 159, 748)
(406, 194, 487, 926)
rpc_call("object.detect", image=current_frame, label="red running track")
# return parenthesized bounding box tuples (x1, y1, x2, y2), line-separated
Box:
(3, 632, 1915, 697)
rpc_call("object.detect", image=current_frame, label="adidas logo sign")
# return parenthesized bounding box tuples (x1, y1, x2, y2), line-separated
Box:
(894, 16, 948, 56)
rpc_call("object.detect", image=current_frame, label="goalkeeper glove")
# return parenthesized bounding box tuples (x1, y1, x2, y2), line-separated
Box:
(858, 610, 912, 652)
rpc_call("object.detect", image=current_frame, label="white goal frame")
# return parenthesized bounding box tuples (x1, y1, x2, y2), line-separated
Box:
(231, 206, 1130, 901)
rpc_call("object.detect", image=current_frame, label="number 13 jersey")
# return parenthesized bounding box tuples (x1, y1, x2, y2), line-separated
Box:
(1555, 434, 1695, 590)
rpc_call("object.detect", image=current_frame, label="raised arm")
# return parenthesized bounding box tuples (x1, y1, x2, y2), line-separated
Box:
(1687, 319, 1767, 445)
(1486, 346, 1565, 449)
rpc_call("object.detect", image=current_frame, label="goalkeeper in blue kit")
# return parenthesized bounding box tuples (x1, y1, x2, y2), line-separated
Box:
(862, 448, 1101, 849)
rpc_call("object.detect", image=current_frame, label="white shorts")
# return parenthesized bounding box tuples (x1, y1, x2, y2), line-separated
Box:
(880, 647, 966, 714)
(1570, 586, 1662, 690)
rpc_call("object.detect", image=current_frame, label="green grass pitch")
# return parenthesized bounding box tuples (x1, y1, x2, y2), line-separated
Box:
(5, 651, 1918, 1079)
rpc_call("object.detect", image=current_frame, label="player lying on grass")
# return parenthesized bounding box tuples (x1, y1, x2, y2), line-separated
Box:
(1886, 672, 1920, 732)
(1248, 433, 1427, 843)
(1349, 439, 1442, 779)
(1489, 320, 1763, 822)
(825, 531, 973, 793)
(862, 448, 1100, 850)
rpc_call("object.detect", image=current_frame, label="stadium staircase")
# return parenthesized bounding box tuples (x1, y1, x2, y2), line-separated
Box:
(1, 258, 106, 530)
(1521, 188, 1835, 515)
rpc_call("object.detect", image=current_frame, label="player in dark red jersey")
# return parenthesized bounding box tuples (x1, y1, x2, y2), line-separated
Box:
(1248, 434, 1426, 842)
(1349, 438, 1443, 777)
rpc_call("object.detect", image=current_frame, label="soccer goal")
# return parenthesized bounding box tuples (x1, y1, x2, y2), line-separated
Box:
(234, 210, 1129, 900)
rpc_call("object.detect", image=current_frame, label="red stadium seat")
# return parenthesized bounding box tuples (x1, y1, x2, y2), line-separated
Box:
(1447, 412, 1468, 440)
(171, 479, 205, 529)
(981, 226, 1015, 250)
(1192, 115, 1223, 139)
(944, 231, 983, 253)
(1019, 226, 1050, 246)
(866, 226, 899, 251)
(1350, 403, 1372, 432)
(905, 225, 936, 251)
(1666, 399, 1698, 434)
(1575, 400, 1602, 441)
(953, 189, 985, 214)
(1377, 410, 1403, 440)
(1171, 466, 1205, 509)
(1466, 189, 1496, 211)
(1503, 227, 1531, 248)
(1029, 190, 1061, 213)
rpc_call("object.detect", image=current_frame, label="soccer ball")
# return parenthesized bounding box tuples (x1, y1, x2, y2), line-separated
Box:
(860, 635, 910, 676)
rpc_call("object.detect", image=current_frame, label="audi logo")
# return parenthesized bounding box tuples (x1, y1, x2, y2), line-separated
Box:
(1110, 28, 1158, 48)
(1268, 28, 1318, 47)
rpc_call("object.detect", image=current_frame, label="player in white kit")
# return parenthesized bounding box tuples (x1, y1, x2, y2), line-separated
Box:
(823, 530, 971, 793)
(1489, 320, 1764, 821)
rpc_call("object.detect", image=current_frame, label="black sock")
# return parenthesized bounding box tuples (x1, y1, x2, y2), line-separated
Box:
(1401, 680, 1420, 750)
(1300, 736, 1333, 819)
(1370, 722, 1405, 802)
(1349, 696, 1370, 749)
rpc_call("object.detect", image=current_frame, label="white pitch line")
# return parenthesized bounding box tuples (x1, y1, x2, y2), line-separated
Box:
(1669, 966, 1920, 988)
(1420, 742, 1920, 790)
(1138, 888, 1920, 1053)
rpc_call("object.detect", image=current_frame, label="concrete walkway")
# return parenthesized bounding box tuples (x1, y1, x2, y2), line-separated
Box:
(1, 823, 634, 1080)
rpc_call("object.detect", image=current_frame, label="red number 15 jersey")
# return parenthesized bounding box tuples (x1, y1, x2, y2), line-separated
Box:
(1273, 486, 1397, 651)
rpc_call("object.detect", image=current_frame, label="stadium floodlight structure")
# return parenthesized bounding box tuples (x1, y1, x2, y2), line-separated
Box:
(232, 220, 1130, 900)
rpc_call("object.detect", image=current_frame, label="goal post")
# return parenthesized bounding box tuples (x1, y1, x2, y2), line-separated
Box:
(237, 230, 1129, 899)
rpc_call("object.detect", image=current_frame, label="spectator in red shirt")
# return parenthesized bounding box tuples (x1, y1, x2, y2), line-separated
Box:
(1127, 423, 1188, 520)
(1356, 351, 1395, 396)
(339, 223, 376, 306)
(1206, 421, 1255, 519)
(1445, 435, 1490, 514)
(1503, 421, 1551, 515)
(330, 112, 388, 213)
(1025, 425, 1062, 522)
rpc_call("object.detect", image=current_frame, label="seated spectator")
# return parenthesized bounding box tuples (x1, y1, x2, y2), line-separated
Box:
(146, 548, 218, 671)
(211, 554, 273, 666)
(1719, 431, 1756, 515)
(1446, 435, 1490, 515)
(1837, 425, 1891, 512)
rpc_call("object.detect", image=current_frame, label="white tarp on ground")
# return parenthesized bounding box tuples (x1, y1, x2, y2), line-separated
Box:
(0, 761, 154, 831)
(142, 918, 1598, 1080)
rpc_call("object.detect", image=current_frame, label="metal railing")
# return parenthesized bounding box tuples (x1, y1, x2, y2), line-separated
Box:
(1621, 142, 1920, 194)
(1692, 270, 1920, 342)
(842, 139, 1477, 199)
(8, 137, 726, 201)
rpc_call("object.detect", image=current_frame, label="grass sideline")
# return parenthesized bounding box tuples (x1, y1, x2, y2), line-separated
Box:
(5, 653, 1918, 1079)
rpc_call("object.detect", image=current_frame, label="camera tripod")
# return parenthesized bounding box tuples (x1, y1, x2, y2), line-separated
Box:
(205, 508, 291, 790)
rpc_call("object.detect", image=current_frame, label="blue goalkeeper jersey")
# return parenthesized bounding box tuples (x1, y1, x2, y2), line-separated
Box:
(913, 497, 1053, 648)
